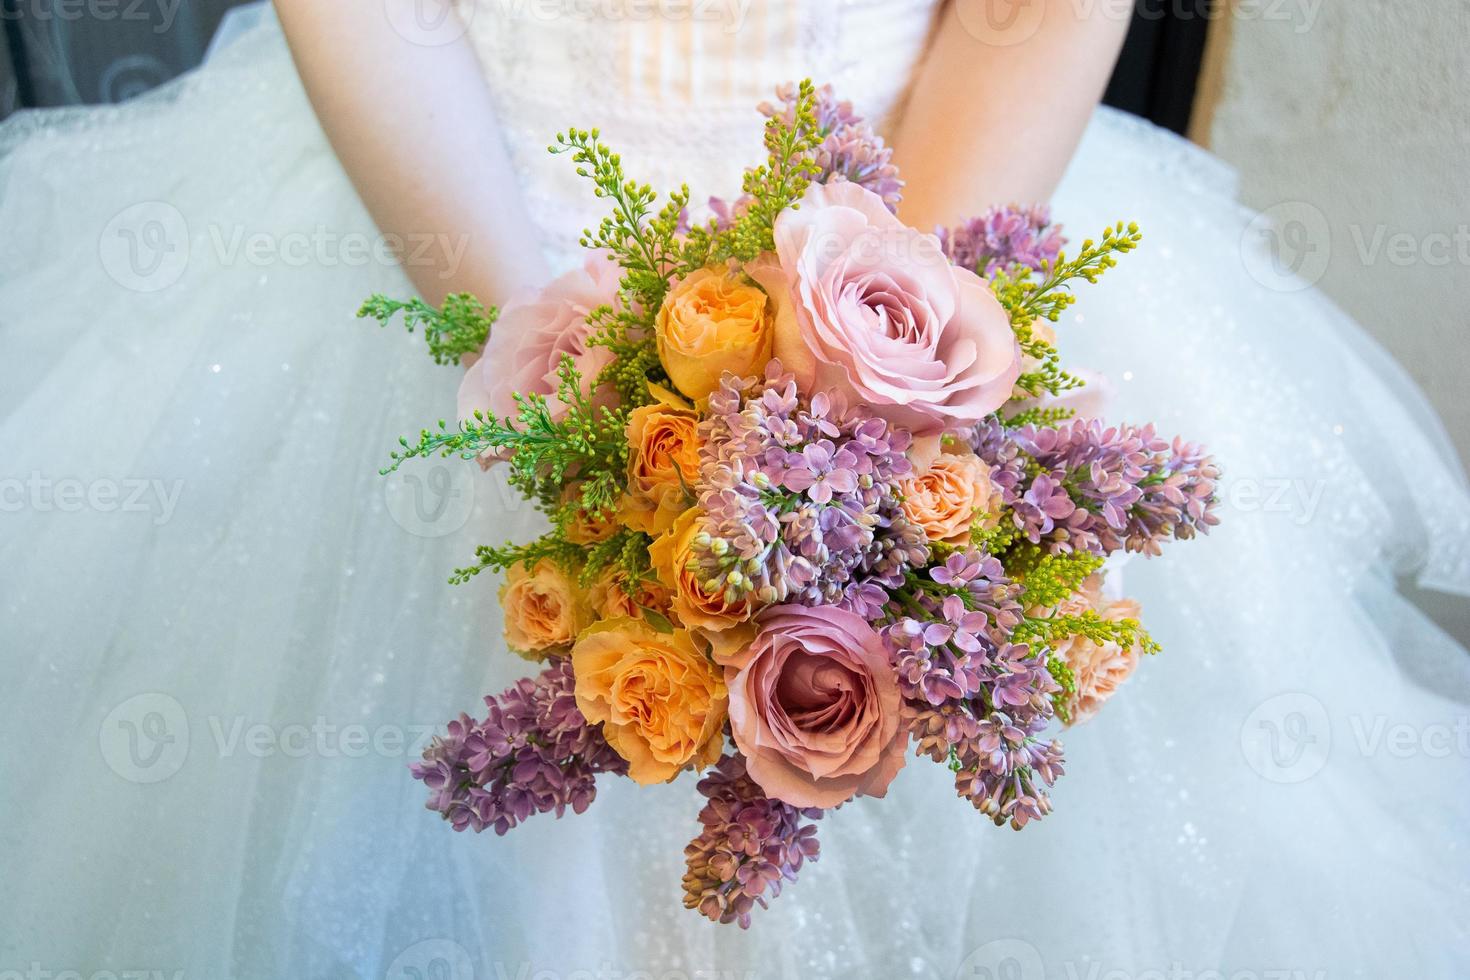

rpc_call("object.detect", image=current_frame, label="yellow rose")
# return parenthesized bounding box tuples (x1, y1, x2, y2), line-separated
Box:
(498, 559, 593, 660)
(649, 507, 754, 634)
(571, 618, 728, 784)
(655, 264, 777, 400)
(622, 385, 701, 535)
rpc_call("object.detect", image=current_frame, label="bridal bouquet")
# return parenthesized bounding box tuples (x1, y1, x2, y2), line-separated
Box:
(363, 81, 1219, 927)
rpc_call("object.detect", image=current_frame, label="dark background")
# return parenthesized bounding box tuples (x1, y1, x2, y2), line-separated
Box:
(2, 0, 1213, 129)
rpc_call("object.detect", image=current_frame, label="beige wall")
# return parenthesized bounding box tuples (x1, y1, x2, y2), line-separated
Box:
(1195, 0, 1470, 469)
(1193, 0, 1470, 638)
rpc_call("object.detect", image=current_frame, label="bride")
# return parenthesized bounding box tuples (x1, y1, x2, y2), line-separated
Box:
(2, 1, 1467, 976)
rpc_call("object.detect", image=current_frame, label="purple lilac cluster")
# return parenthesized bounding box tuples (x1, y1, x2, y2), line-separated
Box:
(682, 753, 824, 928)
(410, 658, 626, 835)
(883, 552, 1065, 829)
(759, 81, 903, 212)
(693, 363, 929, 618)
(939, 204, 1066, 279)
(972, 417, 1221, 557)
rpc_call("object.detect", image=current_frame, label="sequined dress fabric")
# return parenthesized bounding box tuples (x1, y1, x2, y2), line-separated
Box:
(0, 5, 1467, 977)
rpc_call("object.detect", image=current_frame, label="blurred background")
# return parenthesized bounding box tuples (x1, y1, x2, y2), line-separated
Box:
(4, 0, 1466, 635)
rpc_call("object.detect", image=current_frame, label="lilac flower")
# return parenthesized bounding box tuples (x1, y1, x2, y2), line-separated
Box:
(882, 549, 1066, 829)
(760, 82, 903, 212)
(410, 658, 626, 835)
(972, 417, 1221, 557)
(682, 753, 825, 928)
(940, 205, 1065, 279)
(692, 362, 928, 615)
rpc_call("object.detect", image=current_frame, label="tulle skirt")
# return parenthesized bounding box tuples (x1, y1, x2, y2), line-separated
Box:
(2, 10, 1468, 979)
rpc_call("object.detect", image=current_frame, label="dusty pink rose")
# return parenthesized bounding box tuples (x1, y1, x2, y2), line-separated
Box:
(770, 181, 1022, 439)
(725, 604, 907, 808)
(457, 254, 619, 434)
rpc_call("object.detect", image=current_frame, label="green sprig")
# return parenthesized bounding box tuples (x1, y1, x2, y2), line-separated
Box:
(358, 293, 498, 366)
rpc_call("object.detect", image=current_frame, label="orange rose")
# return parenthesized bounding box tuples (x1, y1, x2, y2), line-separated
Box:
(499, 559, 594, 660)
(622, 385, 701, 534)
(655, 264, 778, 400)
(571, 618, 728, 784)
(649, 507, 754, 634)
(587, 567, 672, 623)
(561, 484, 617, 545)
(898, 451, 1002, 545)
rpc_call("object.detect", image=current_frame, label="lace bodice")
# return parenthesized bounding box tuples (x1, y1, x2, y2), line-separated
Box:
(454, 0, 943, 259)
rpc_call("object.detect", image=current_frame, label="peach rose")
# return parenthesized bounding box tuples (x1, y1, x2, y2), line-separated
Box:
(499, 559, 594, 660)
(649, 507, 754, 634)
(571, 619, 728, 784)
(622, 385, 702, 534)
(1047, 575, 1145, 725)
(898, 451, 1003, 545)
(655, 264, 779, 400)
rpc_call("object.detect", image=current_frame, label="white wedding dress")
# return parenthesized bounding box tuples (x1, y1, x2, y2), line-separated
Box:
(2, 3, 1468, 977)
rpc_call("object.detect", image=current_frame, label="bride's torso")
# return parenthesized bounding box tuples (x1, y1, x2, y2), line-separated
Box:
(453, 0, 943, 256)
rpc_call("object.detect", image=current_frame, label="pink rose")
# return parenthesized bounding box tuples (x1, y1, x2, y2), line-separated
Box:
(726, 605, 907, 808)
(457, 255, 619, 433)
(771, 181, 1022, 439)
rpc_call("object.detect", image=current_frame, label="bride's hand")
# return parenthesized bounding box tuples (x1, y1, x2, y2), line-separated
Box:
(891, 0, 1131, 231)
(275, 0, 549, 304)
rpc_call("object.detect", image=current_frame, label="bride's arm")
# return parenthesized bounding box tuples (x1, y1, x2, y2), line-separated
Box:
(275, 0, 548, 305)
(891, 0, 1131, 231)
